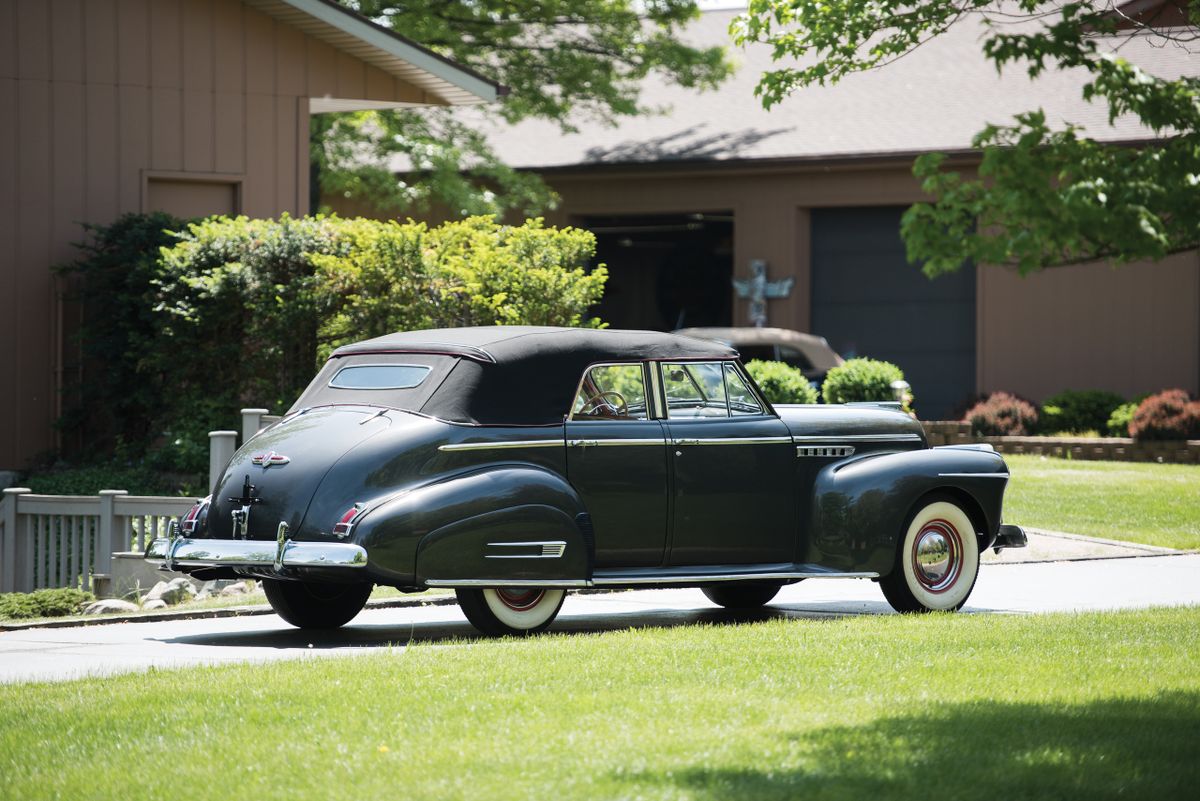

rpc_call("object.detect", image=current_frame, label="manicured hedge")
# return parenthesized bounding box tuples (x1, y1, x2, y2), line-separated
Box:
(744, 360, 818, 405)
(1129, 389, 1200, 441)
(0, 588, 94, 620)
(821, 358, 907, 407)
(59, 214, 607, 471)
(1039, 389, 1126, 435)
(963, 392, 1039, 436)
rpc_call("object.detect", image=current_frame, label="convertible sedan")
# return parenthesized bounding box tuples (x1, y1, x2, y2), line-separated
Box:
(148, 326, 1025, 635)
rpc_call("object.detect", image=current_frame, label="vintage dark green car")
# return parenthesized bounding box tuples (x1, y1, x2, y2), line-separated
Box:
(148, 326, 1025, 635)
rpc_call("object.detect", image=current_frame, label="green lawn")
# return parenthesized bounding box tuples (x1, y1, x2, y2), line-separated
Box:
(1004, 454, 1200, 550)
(2, 606, 1198, 800)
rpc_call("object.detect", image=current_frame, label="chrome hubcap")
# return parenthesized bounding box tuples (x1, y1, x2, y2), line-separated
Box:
(494, 588, 545, 612)
(912, 520, 962, 593)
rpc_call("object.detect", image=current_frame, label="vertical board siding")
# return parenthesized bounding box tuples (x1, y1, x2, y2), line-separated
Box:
(0, 0, 16, 79)
(0, 0, 433, 469)
(85, 83, 121, 224)
(116, 0, 150, 86)
(16, 0, 50, 80)
(83, 0, 118, 85)
(149, 0, 183, 89)
(50, 0, 85, 84)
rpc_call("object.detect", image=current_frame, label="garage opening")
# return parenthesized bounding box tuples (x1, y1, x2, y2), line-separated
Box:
(811, 206, 976, 419)
(580, 212, 733, 331)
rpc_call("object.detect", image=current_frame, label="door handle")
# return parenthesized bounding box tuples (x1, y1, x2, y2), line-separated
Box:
(673, 438, 700, 446)
(568, 439, 599, 448)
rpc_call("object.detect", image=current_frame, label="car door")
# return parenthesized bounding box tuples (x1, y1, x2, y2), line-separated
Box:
(660, 361, 796, 566)
(565, 362, 670, 568)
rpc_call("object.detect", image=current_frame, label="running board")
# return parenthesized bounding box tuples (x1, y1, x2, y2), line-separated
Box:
(425, 564, 878, 589)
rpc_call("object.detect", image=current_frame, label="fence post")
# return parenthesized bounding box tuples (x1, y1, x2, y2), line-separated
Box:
(1, 488, 30, 593)
(96, 489, 128, 579)
(209, 430, 238, 494)
(241, 408, 270, 444)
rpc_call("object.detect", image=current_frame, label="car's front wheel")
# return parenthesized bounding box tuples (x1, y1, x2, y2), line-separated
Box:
(880, 496, 980, 613)
(702, 582, 783, 609)
(263, 579, 373, 629)
(456, 588, 566, 636)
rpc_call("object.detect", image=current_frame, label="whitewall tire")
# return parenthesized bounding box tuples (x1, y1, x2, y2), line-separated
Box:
(880, 498, 980, 613)
(456, 588, 566, 636)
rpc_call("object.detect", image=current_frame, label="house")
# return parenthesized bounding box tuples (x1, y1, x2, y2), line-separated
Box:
(333, 4, 1198, 419)
(0, 0, 500, 472)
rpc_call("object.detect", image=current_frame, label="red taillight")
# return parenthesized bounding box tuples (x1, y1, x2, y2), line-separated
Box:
(180, 496, 211, 535)
(333, 504, 364, 538)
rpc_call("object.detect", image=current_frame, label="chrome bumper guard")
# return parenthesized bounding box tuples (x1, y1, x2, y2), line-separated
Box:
(993, 524, 1027, 552)
(146, 526, 368, 572)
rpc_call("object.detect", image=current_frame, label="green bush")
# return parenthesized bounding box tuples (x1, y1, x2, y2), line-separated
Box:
(0, 588, 94, 620)
(963, 392, 1039, 436)
(821, 358, 907, 406)
(744, 359, 820, 402)
(23, 465, 194, 496)
(1039, 390, 1126, 434)
(744, 360, 818, 404)
(1106, 401, 1140, 437)
(60, 214, 608, 468)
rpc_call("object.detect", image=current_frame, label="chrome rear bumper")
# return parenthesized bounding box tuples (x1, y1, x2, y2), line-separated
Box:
(145, 534, 368, 572)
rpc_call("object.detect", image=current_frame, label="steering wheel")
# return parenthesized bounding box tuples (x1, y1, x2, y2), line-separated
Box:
(579, 390, 629, 418)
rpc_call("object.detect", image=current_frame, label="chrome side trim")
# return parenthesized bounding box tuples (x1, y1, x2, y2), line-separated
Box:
(485, 541, 567, 559)
(146, 537, 368, 569)
(568, 438, 664, 448)
(935, 443, 996, 453)
(425, 578, 590, 588)
(438, 440, 563, 452)
(797, 445, 856, 458)
(791, 433, 923, 443)
(591, 570, 879, 586)
(937, 472, 1010, 479)
(671, 436, 793, 446)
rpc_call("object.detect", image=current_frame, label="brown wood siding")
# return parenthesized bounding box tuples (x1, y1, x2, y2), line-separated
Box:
(0, 0, 435, 469)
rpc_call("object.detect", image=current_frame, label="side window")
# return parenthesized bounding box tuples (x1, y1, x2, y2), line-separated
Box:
(724, 364, 764, 416)
(662, 362, 728, 419)
(571, 364, 650, 421)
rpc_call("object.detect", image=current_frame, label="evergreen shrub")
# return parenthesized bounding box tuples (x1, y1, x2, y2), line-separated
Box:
(1039, 389, 1126, 434)
(744, 360, 818, 405)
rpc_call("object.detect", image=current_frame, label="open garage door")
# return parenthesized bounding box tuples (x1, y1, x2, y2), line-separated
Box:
(811, 207, 975, 420)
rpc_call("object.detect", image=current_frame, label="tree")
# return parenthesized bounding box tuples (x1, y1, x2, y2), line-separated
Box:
(732, 1, 1200, 275)
(316, 1, 732, 217)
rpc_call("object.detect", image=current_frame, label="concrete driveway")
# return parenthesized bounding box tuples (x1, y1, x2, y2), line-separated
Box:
(2, 550, 1197, 684)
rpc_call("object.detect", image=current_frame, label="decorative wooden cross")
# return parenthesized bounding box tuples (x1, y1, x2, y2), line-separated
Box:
(733, 260, 794, 327)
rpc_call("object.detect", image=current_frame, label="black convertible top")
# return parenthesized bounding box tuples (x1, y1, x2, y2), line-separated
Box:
(320, 326, 738, 426)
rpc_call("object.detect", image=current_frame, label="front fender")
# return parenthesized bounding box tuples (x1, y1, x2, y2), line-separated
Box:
(808, 446, 1009, 574)
(351, 465, 590, 585)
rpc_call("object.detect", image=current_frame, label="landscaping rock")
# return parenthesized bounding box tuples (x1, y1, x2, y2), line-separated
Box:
(219, 582, 250, 597)
(144, 577, 197, 605)
(84, 599, 139, 615)
(142, 599, 168, 611)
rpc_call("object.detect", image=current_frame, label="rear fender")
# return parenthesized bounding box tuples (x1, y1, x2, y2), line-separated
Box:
(808, 447, 1009, 574)
(352, 466, 590, 585)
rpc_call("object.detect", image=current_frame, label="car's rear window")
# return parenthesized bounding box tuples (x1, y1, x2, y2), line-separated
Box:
(329, 364, 431, 390)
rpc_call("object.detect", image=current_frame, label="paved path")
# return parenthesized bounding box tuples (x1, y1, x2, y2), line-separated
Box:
(1, 553, 1197, 684)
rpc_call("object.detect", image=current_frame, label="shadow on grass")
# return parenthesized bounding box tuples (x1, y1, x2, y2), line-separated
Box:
(620, 692, 1200, 801)
(154, 603, 866, 650)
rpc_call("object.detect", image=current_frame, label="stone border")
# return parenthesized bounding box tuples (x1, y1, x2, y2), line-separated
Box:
(923, 421, 1200, 464)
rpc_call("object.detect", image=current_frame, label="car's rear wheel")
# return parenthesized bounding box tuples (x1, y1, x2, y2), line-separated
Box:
(880, 496, 980, 613)
(263, 579, 373, 629)
(701, 582, 783, 609)
(456, 588, 566, 636)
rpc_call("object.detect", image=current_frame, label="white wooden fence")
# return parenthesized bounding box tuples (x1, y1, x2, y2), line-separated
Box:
(0, 407, 282, 594)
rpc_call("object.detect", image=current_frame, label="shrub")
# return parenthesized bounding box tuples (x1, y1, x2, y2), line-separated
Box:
(59, 214, 608, 468)
(23, 465, 193, 496)
(1039, 389, 1126, 434)
(744, 360, 818, 405)
(1106, 402, 1140, 437)
(0, 588, 94, 620)
(963, 392, 1039, 436)
(1129, 389, 1200, 441)
(821, 358, 911, 412)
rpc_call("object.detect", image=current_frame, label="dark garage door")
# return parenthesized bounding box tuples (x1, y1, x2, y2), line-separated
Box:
(811, 207, 975, 420)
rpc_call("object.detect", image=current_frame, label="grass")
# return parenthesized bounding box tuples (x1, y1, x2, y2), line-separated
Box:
(1, 606, 1198, 800)
(1004, 454, 1200, 550)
